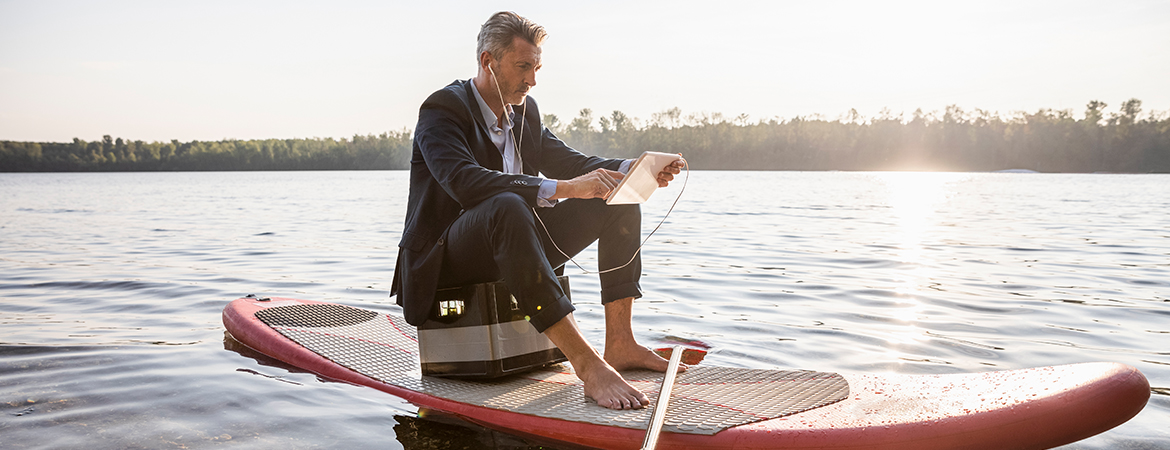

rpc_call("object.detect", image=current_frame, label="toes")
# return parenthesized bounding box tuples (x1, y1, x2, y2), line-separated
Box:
(596, 392, 647, 410)
(607, 396, 635, 410)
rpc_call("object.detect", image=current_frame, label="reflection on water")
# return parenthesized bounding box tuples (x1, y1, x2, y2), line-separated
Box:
(879, 172, 959, 287)
(875, 172, 966, 360)
(1, 170, 1168, 449)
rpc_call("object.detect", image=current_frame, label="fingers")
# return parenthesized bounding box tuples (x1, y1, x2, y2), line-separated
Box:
(655, 156, 685, 188)
(656, 166, 681, 179)
(569, 169, 619, 200)
(656, 167, 676, 187)
(597, 169, 619, 190)
(657, 160, 683, 178)
(657, 172, 674, 184)
(595, 169, 618, 198)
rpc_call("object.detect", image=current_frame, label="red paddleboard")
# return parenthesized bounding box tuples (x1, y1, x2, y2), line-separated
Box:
(222, 296, 1149, 450)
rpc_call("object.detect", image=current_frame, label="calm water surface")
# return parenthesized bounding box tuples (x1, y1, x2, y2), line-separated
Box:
(1, 171, 1167, 449)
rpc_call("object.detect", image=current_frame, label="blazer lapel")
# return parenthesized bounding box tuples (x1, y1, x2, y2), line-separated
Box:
(461, 80, 503, 171)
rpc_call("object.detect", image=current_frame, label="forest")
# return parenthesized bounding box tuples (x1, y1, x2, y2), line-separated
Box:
(2, 99, 1167, 173)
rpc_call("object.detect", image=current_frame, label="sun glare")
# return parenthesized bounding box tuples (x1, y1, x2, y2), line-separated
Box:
(878, 172, 961, 267)
(872, 172, 965, 351)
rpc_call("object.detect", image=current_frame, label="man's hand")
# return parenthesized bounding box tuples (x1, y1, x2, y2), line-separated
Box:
(656, 156, 685, 188)
(553, 169, 624, 200)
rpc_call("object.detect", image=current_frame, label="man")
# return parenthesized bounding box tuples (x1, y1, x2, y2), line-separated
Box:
(391, 11, 684, 410)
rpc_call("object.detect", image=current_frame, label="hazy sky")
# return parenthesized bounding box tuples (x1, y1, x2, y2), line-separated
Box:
(2, 0, 1168, 143)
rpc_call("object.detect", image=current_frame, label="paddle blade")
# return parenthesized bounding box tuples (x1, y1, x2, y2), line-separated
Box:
(654, 347, 707, 365)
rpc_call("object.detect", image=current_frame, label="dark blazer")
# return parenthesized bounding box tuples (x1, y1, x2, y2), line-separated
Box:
(392, 79, 623, 326)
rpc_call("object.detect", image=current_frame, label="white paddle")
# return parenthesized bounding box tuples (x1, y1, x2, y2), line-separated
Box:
(640, 345, 685, 450)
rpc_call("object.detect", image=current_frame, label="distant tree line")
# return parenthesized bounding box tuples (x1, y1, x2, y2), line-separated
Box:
(0, 132, 412, 172)
(546, 98, 1169, 173)
(2, 99, 1167, 173)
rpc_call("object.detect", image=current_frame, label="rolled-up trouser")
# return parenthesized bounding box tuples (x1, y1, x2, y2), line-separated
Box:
(437, 192, 642, 332)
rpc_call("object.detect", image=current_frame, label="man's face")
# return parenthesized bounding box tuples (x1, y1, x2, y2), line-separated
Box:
(491, 36, 542, 106)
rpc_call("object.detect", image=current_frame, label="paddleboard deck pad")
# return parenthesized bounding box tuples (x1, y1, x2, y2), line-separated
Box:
(223, 297, 1150, 449)
(246, 298, 848, 433)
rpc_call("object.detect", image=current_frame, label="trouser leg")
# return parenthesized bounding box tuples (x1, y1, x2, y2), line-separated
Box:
(534, 198, 643, 303)
(438, 193, 573, 332)
(438, 194, 642, 332)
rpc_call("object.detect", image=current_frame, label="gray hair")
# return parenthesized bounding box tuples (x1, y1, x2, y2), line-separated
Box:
(476, 11, 547, 64)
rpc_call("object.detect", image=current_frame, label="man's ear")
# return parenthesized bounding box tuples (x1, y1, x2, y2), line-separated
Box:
(479, 51, 493, 73)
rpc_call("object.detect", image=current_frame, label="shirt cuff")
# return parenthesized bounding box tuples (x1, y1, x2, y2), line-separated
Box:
(537, 178, 558, 208)
(619, 159, 632, 174)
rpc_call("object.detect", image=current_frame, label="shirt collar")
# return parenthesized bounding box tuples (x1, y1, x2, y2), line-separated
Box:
(470, 79, 513, 131)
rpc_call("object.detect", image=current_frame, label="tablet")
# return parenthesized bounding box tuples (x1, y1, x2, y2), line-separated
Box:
(606, 151, 680, 205)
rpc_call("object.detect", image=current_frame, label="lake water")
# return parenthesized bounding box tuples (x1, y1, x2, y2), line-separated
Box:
(1, 170, 1167, 449)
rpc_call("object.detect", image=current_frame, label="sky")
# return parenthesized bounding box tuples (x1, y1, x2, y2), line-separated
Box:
(1, 0, 1168, 143)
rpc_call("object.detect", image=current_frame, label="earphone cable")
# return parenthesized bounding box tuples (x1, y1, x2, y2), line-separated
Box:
(533, 158, 687, 275)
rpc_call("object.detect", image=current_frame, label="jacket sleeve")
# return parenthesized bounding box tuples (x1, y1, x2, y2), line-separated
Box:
(415, 89, 546, 209)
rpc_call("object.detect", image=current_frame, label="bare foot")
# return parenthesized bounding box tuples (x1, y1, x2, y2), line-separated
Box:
(540, 314, 648, 410)
(578, 358, 649, 410)
(604, 341, 688, 373)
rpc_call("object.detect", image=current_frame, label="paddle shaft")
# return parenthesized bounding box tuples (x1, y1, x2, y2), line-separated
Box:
(641, 345, 685, 450)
